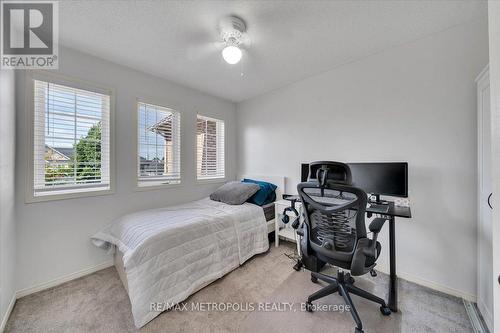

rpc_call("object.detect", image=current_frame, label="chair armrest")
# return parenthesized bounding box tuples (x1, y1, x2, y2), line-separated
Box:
(369, 217, 388, 233)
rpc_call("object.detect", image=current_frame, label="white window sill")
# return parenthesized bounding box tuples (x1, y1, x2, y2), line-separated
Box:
(26, 187, 114, 203)
(136, 181, 182, 191)
(196, 177, 227, 185)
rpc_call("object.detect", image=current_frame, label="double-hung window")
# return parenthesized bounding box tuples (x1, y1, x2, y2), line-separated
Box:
(137, 102, 181, 186)
(196, 115, 225, 180)
(30, 76, 113, 200)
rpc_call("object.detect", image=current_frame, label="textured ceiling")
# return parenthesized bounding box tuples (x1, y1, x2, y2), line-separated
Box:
(59, 0, 487, 102)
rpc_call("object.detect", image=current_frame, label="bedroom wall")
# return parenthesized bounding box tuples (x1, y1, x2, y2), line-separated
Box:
(15, 46, 237, 292)
(0, 69, 17, 329)
(236, 19, 488, 299)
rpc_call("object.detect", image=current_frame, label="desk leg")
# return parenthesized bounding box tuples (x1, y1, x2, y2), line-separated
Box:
(388, 216, 398, 312)
(275, 219, 279, 248)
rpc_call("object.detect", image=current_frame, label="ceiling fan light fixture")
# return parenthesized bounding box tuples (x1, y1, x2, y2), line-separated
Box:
(220, 15, 246, 65)
(222, 45, 242, 65)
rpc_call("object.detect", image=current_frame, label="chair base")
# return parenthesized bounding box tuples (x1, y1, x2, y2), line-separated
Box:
(306, 270, 391, 333)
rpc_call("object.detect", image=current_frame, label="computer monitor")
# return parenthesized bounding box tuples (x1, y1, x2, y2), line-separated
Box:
(348, 162, 408, 199)
(301, 162, 408, 200)
(301, 163, 310, 182)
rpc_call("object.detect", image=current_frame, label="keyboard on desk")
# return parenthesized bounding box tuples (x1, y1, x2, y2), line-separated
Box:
(367, 203, 389, 214)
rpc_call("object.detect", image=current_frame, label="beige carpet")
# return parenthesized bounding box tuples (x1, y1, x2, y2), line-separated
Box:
(240, 265, 472, 333)
(5, 243, 472, 333)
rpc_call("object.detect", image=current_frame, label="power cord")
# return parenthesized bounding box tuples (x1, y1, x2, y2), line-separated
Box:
(284, 251, 300, 261)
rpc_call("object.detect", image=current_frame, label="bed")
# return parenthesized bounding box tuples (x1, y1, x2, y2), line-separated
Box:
(92, 175, 285, 328)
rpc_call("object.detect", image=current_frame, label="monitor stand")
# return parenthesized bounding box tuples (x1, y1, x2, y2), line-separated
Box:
(369, 194, 389, 205)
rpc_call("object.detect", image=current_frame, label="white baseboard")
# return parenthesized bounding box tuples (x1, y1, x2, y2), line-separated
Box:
(16, 260, 113, 299)
(0, 293, 16, 333)
(376, 265, 477, 302)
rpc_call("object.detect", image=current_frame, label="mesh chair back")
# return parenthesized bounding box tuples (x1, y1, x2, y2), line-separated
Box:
(298, 181, 367, 262)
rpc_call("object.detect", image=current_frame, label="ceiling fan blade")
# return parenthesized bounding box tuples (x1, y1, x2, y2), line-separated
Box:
(186, 42, 219, 61)
(240, 34, 252, 47)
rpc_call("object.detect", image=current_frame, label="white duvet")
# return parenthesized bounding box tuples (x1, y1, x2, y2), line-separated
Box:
(91, 198, 269, 328)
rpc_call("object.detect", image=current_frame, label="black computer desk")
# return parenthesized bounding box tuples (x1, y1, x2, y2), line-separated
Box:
(283, 194, 412, 313)
(370, 202, 411, 313)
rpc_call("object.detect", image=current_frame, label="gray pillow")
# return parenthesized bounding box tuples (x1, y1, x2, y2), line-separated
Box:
(210, 181, 260, 205)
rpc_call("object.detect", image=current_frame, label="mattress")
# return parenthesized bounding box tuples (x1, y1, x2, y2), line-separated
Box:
(262, 202, 275, 222)
(92, 198, 269, 328)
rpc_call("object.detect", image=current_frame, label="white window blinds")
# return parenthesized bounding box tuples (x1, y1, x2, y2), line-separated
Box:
(138, 102, 181, 186)
(33, 79, 111, 197)
(196, 115, 225, 180)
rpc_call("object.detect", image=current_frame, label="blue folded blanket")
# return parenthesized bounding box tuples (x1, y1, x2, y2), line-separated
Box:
(242, 178, 277, 206)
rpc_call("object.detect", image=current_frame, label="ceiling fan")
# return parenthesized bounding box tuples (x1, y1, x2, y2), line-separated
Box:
(219, 15, 248, 65)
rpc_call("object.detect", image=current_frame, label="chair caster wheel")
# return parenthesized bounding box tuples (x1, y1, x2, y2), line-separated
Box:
(380, 306, 391, 316)
(311, 276, 318, 283)
(355, 328, 364, 333)
(370, 269, 377, 277)
(305, 302, 313, 312)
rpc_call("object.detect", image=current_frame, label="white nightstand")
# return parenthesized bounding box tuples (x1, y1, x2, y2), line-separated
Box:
(274, 199, 301, 253)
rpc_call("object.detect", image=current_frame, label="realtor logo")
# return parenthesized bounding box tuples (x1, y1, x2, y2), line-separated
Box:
(1, 1, 58, 69)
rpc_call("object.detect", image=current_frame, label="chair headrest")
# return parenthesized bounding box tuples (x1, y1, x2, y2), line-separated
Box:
(308, 161, 352, 187)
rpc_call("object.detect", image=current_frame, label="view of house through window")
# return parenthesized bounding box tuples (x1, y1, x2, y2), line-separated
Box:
(33, 79, 111, 197)
(196, 115, 225, 180)
(138, 102, 181, 186)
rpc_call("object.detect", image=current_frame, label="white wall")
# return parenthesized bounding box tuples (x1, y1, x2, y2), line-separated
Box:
(237, 19, 488, 298)
(15, 47, 237, 292)
(0, 69, 17, 328)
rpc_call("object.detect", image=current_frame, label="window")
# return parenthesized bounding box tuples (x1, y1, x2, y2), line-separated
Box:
(196, 115, 225, 180)
(31, 78, 112, 199)
(138, 102, 181, 186)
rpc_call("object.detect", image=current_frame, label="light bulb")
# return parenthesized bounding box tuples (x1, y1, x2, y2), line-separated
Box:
(222, 45, 242, 64)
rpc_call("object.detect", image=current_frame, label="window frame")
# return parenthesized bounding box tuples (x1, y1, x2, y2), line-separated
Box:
(25, 71, 116, 203)
(135, 98, 182, 190)
(195, 114, 226, 183)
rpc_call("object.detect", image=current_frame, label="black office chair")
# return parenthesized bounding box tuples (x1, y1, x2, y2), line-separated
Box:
(296, 163, 391, 333)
